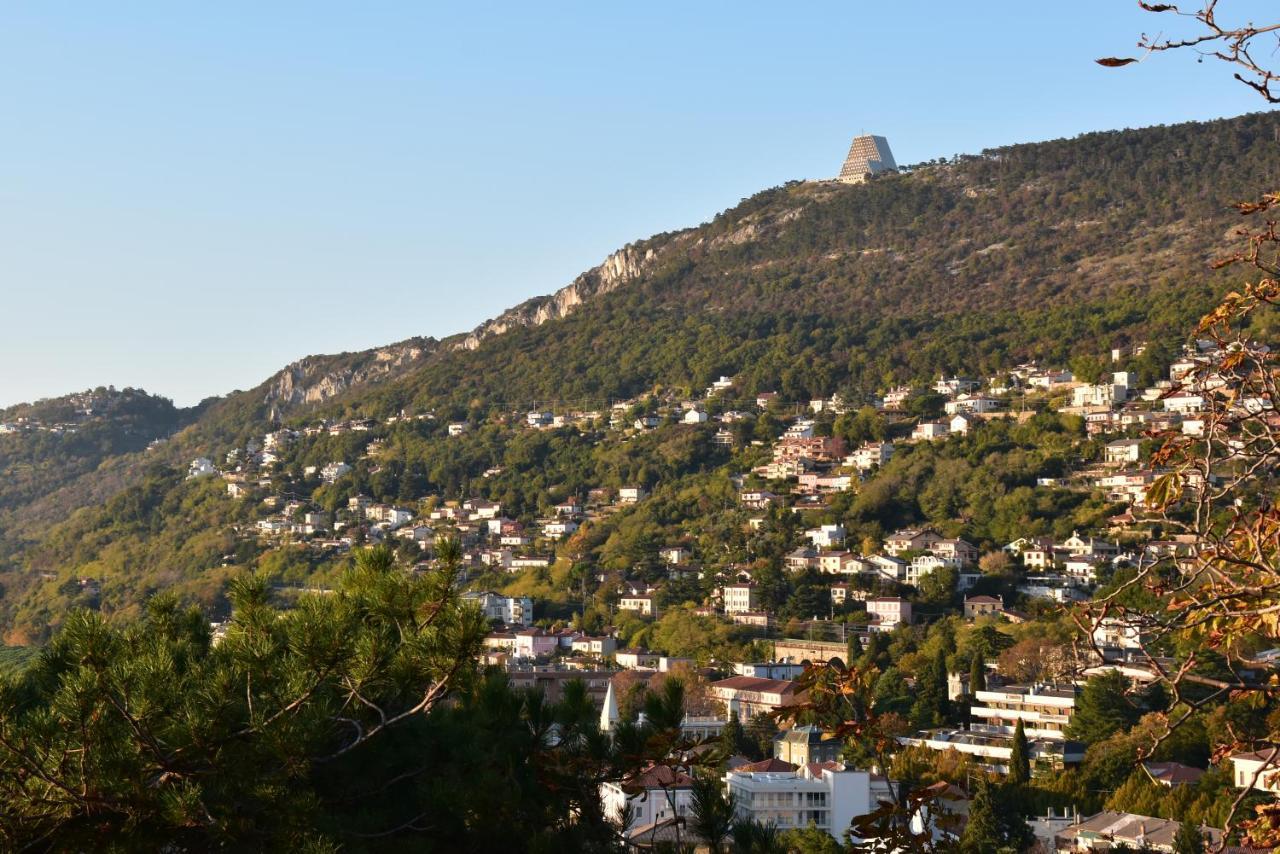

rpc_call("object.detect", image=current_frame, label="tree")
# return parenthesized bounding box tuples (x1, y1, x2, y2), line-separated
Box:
(969, 652, 987, 694)
(847, 632, 864, 667)
(969, 624, 1014, 660)
(746, 712, 778, 761)
(909, 647, 948, 729)
(0, 544, 489, 848)
(1172, 818, 1207, 854)
(1008, 718, 1031, 787)
(689, 774, 737, 853)
(915, 564, 958, 607)
(1066, 672, 1139, 744)
(721, 712, 748, 758)
(978, 550, 1013, 576)
(960, 777, 1003, 854)
(779, 822, 842, 853)
(1092, 5, 1280, 843)
(732, 817, 785, 854)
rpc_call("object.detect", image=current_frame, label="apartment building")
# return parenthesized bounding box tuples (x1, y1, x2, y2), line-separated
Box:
(725, 761, 871, 841)
(970, 684, 1078, 740)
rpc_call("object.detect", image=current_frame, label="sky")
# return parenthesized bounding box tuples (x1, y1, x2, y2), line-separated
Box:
(0, 2, 1273, 408)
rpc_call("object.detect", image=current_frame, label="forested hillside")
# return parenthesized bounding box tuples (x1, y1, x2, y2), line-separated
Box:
(1, 111, 1278, 642)
(313, 112, 1277, 418)
(0, 389, 189, 540)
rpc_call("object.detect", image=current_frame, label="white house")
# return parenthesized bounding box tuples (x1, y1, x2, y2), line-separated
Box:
(723, 584, 759, 614)
(1105, 439, 1142, 465)
(1018, 575, 1089, 603)
(934, 376, 980, 395)
(882, 386, 914, 410)
(683, 409, 709, 424)
(866, 597, 911, 631)
(385, 507, 414, 529)
(618, 594, 658, 617)
(865, 555, 907, 582)
(884, 528, 943, 556)
(911, 421, 949, 441)
(188, 457, 217, 479)
(807, 524, 846, 549)
(601, 766, 695, 837)
(1028, 369, 1073, 388)
(619, 486, 648, 504)
(848, 441, 894, 472)
(906, 555, 953, 586)
(1163, 393, 1204, 414)
(462, 591, 534, 625)
(320, 461, 352, 484)
(944, 394, 1001, 415)
(933, 538, 979, 566)
(542, 519, 579, 540)
(709, 375, 735, 394)
(1091, 616, 1148, 652)
(660, 546, 690, 565)
(740, 490, 779, 509)
(756, 392, 779, 409)
(1072, 383, 1125, 408)
(948, 414, 975, 435)
(1231, 751, 1280, 793)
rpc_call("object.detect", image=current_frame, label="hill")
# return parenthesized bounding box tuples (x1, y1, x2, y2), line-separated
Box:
(1, 111, 1278, 641)
(313, 112, 1278, 418)
(0, 388, 191, 539)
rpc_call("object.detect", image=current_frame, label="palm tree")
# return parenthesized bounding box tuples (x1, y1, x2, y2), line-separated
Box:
(731, 817, 785, 854)
(688, 775, 736, 853)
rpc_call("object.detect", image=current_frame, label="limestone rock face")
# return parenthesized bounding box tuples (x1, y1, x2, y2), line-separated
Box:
(460, 244, 659, 350)
(262, 341, 431, 413)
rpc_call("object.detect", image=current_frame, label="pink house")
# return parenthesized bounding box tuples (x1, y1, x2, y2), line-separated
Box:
(514, 628, 558, 658)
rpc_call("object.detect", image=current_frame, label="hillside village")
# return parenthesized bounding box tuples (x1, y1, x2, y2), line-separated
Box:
(12, 1, 1280, 844)
(147, 335, 1271, 849)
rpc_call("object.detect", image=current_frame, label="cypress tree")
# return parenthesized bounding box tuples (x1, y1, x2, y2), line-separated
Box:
(970, 652, 986, 694)
(1008, 718, 1031, 786)
(960, 778, 1003, 854)
(1172, 817, 1207, 854)
(721, 712, 746, 757)
(847, 632, 864, 667)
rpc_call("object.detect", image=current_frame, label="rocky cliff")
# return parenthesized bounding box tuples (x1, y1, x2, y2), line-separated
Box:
(459, 242, 668, 350)
(262, 338, 435, 417)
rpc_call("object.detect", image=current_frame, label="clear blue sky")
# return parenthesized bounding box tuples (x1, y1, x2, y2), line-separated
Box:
(0, 2, 1271, 408)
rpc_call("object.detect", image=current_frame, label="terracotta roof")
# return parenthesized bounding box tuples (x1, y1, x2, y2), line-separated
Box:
(920, 780, 970, 801)
(805, 761, 845, 776)
(1142, 761, 1204, 786)
(623, 764, 695, 792)
(627, 817, 712, 849)
(737, 757, 797, 773)
(710, 676, 797, 695)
